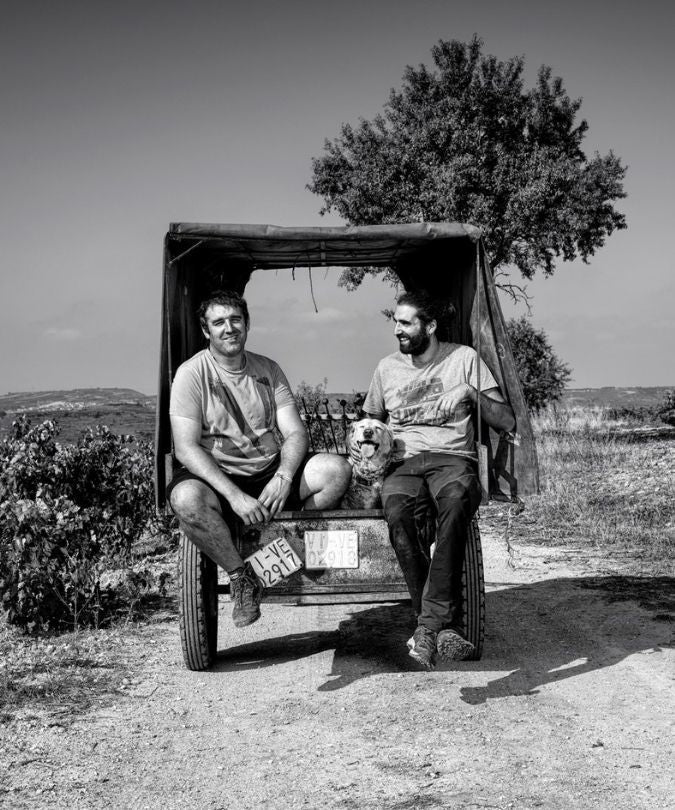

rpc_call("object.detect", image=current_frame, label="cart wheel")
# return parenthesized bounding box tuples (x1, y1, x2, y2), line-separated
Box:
(462, 519, 485, 661)
(178, 533, 218, 671)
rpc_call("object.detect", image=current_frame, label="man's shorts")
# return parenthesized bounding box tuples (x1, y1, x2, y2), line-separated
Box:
(166, 458, 308, 527)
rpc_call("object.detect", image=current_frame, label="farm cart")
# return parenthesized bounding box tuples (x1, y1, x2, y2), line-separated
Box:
(155, 222, 539, 671)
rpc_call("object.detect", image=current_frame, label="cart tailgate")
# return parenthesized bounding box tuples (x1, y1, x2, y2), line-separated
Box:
(233, 510, 408, 602)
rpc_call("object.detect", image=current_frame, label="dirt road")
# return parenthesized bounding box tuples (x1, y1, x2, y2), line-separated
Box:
(2, 532, 673, 809)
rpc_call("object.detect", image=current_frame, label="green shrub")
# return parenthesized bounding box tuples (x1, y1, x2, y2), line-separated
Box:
(605, 392, 675, 426)
(506, 317, 572, 413)
(657, 390, 675, 426)
(0, 416, 169, 633)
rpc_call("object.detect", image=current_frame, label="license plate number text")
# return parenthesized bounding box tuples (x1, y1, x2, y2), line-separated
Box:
(246, 537, 302, 587)
(304, 531, 359, 569)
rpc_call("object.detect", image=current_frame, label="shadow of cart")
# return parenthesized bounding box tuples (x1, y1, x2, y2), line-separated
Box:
(211, 575, 674, 696)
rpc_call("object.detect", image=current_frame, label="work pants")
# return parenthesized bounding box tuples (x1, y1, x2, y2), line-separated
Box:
(382, 452, 481, 634)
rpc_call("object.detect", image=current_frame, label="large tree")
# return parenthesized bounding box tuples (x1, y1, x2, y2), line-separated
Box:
(309, 36, 626, 292)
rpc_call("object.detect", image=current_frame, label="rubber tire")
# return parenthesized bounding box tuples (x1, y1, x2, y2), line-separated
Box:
(462, 520, 485, 660)
(178, 533, 218, 671)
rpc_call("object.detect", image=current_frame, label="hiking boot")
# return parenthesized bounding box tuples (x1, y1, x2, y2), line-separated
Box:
(230, 563, 264, 628)
(436, 628, 474, 661)
(407, 626, 437, 671)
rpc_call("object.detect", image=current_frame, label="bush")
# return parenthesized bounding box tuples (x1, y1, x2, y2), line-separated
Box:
(657, 390, 675, 426)
(0, 416, 170, 633)
(506, 317, 572, 413)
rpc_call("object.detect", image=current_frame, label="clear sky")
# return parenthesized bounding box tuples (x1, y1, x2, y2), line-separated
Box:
(1, 0, 673, 396)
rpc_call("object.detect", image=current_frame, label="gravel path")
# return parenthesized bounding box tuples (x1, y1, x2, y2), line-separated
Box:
(2, 532, 673, 809)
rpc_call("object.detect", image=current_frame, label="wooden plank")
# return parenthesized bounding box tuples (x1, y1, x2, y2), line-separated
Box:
(262, 591, 409, 605)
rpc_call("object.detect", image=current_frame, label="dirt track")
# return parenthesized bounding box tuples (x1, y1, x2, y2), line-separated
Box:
(2, 532, 674, 809)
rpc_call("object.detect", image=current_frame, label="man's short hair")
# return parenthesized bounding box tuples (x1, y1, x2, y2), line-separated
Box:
(396, 290, 447, 327)
(198, 290, 250, 328)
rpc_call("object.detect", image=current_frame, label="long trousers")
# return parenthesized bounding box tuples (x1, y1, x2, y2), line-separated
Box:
(382, 452, 481, 634)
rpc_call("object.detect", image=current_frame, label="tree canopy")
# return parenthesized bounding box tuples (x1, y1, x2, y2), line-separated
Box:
(309, 36, 627, 290)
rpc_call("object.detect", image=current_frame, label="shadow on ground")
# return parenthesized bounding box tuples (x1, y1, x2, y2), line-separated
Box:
(213, 575, 674, 697)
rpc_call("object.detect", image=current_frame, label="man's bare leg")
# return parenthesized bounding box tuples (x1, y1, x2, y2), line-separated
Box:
(169, 479, 243, 572)
(299, 453, 352, 509)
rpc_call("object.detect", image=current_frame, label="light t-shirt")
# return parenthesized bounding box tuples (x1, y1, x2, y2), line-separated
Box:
(363, 343, 498, 461)
(169, 349, 295, 476)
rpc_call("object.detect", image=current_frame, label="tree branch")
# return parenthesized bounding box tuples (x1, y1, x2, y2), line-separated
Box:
(493, 270, 533, 312)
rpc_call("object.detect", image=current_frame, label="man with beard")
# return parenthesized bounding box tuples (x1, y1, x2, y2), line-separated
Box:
(168, 290, 351, 629)
(363, 290, 515, 670)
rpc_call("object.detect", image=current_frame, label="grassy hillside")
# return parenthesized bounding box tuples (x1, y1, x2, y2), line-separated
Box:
(561, 386, 672, 410)
(0, 388, 156, 443)
(1, 385, 672, 444)
(0, 388, 154, 411)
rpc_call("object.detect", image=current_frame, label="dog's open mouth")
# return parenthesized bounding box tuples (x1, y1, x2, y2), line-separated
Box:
(358, 439, 380, 459)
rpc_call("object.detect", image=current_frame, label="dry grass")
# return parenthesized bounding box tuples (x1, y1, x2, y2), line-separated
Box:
(510, 406, 675, 571)
(0, 611, 175, 726)
(0, 625, 127, 721)
(1, 405, 672, 724)
(0, 550, 176, 725)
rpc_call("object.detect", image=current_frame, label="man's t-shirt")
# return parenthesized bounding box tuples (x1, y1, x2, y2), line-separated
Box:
(363, 343, 498, 461)
(169, 349, 295, 476)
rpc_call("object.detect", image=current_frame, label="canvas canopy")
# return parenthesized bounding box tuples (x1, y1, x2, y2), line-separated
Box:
(156, 222, 539, 505)
(167, 221, 481, 268)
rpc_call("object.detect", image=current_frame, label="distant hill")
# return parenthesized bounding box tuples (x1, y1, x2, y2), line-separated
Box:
(0, 388, 154, 412)
(322, 387, 673, 411)
(560, 386, 672, 410)
(0, 385, 671, 443)
(0, 388, 156, 443)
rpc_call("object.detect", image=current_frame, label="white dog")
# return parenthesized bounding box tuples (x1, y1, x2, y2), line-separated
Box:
(341, 418, 395, 509)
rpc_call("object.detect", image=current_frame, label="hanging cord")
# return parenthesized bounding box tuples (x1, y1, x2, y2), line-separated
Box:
(308, 265, 319, 313)
(503, 498, 525, 569)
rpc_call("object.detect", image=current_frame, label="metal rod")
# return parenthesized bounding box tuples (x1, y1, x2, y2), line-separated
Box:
(324, 398, 339, 452)
(167, 240, 204, 266)
(300, 397, 316, 452)
(311, 400, 330, 451)
(476, 241, 482, 438)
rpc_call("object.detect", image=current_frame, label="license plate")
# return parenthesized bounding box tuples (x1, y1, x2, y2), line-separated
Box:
(246, 537, 302, 587)
(304, 530, 359, 569)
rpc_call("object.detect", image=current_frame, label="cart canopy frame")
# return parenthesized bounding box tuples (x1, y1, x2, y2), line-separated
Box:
(156, 221, 539, 506)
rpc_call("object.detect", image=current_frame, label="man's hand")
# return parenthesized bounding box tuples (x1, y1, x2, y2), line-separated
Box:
(429, 383, 475, 421)
(257, 474, 292, 519)
(229, 491, 271, 526)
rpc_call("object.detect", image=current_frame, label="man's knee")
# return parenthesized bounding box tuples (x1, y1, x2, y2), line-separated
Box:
(301, 453, 351, 493)
(169, 480, 219, 523)
(433, 482, 480, 524)
(382, 491, 416, 527)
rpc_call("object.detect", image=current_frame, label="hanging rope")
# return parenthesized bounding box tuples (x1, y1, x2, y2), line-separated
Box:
(308, 265, 319, 313)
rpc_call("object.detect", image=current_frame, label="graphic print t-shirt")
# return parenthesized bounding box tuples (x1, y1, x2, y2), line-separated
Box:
(169, 349, 295, 475)
(363, 343, 498, 461)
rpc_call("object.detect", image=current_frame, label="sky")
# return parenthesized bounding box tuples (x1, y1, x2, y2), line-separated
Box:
(1, 0, 674, 396)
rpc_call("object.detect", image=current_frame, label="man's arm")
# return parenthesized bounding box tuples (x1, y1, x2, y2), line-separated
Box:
(473, 386, 516, 433)
(171, 414, 270, 525)
(256, 403, 309, 517)
(429, 384, 515, 433)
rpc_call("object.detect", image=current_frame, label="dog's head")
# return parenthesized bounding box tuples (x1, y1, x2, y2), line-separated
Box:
(347, 418, 394, 476)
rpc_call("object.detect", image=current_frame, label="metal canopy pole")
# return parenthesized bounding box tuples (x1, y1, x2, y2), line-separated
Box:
(475, 241, 489, 501)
